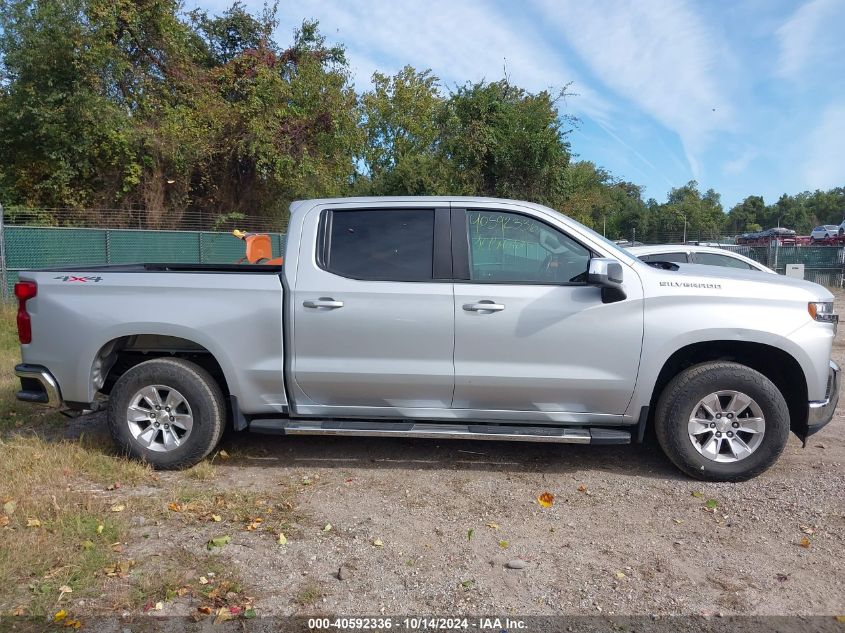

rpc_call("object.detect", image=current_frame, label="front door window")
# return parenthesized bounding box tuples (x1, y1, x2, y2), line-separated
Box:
(466, 210, 590, 284)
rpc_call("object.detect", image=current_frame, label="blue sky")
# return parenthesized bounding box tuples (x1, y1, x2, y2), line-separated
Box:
(198, 0, 845, 208)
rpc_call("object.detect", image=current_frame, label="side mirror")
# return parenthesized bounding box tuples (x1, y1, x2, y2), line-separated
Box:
(588, 258, 626, 303)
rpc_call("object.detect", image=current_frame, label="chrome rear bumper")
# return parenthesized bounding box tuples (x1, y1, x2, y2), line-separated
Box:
(807, 360, 840, 435)
(14, 364, 63, 408)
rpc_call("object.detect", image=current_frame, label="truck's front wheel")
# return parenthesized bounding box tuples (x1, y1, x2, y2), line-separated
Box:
(107, 358, 226, 469)
(655, 361, 790, 481)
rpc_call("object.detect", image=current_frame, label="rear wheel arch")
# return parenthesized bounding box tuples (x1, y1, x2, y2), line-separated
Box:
(91, 334, 231, 402)
(649, 341, 808, 437)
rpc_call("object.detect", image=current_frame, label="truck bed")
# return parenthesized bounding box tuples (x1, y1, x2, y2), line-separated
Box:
(17, 264, 287, 414)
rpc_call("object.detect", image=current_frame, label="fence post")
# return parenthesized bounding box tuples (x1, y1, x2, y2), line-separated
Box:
(775, 239, 780, 272)
(0, 203, 7, 299)
(198, 232, 204, 264)
(105, 229, 111, 264)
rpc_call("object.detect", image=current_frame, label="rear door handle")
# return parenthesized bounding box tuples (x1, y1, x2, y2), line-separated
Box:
(303, 298, 344, 309)
(463, 301, 505, 312)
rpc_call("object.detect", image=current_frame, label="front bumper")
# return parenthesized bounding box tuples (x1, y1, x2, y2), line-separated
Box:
(14, 364, 63, 408)
(806, 360, 840, 436)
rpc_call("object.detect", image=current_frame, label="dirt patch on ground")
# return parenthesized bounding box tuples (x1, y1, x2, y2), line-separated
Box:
(3, 297, 845, 622)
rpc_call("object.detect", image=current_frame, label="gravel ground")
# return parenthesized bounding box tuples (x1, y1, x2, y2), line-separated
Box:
(68, 296, 845, 619)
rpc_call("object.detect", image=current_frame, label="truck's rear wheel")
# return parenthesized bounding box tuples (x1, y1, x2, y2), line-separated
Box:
(107, 358, 225, 469)
(655, 361, 790, 481)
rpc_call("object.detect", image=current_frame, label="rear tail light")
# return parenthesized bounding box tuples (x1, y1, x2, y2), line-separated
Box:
(14, 281, 37, 344)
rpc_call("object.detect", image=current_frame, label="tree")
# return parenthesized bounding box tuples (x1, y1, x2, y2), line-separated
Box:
(188, 1, 277, 66)
(0, 1, 361, 227)
(557, 161, 645, 236)
(437, 80, 574, 203)
(0, 0, 173, 209)
(658, 181, 724, 241)
(727, 196, 765, 233)
(357, 66, 447, 195)
(769, 194, 810, 234)
(803, 188, 845, 226)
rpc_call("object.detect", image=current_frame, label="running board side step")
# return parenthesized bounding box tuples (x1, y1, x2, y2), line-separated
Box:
(247, 419, 631, 445)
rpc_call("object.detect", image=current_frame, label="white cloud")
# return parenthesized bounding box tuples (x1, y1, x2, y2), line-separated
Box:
(722, 146, 758, 176)
(532, 0, 737, 178)
(802, 103, 845, 190)
(776, 0, 843, 79)
(272, 0, 614, 122)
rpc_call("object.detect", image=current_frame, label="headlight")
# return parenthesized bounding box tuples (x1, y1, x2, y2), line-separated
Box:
(808, 301, 838, 324)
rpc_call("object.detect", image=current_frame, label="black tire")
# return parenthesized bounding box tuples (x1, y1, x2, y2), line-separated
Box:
(107, 358, 226, 469)
(655, 361, 790, 482)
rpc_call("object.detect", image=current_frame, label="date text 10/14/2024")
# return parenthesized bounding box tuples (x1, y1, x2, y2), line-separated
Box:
(307, 617, 527, 631)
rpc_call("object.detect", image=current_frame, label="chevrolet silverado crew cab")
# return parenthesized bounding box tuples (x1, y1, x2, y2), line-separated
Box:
(13, 197, 840, 481)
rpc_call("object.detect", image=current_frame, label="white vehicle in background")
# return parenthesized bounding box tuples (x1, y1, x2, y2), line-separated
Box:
(811, 225, 840, 240)
(628, 245, 774, 273)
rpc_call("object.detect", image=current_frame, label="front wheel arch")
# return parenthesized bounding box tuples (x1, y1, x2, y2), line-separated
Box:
(647, 341, 807, 440)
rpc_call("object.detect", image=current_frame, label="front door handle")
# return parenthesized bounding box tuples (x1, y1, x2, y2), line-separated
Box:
(303, 298, 344, 309)
(463, 301, 505, 312)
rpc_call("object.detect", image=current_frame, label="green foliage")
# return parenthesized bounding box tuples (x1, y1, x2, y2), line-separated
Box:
(211, 211, 246, 232)
(188, 1, 278, 65)
(0, 1, 359, 230)
(357, 72, 574, 203)
(437, 80, 573, 203)
(558, 161, 645, 235)
(358, 66, 447, 195)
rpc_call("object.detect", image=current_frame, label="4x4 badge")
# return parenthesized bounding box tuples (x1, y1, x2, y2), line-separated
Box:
(54, 276, 103, 282)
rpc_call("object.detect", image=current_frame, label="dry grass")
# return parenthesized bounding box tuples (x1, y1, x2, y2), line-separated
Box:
(0, 435, 154, 614)
(128, 547, 243, 610)
(0, 432, 277, 616)
(140, 484, 299, 534)
(185, 459, 216, 481)
(0, 304, 301, 618)
(295, 579, 326, 607)
(0, 302, 157, 614)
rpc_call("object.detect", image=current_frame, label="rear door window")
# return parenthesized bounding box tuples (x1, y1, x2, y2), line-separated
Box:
(324, 209, 435, 281)
(639, 252, 688, 264)
(693, 252, 755, 270)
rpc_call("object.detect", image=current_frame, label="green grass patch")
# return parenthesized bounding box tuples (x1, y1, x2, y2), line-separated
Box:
(0, 302, 65, 433)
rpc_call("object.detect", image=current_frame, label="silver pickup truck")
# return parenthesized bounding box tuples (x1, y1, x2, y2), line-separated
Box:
(13, 197, 839, 481)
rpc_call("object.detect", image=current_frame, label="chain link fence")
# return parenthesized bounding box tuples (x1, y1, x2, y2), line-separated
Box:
(718, 243, 845, 286)
(0, 205, 286, 296)
(1, 206, 287, 232)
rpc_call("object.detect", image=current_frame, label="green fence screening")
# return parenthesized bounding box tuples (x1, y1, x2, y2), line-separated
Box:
(2, 226, 286, 295)
(719, 244, 844, 286)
